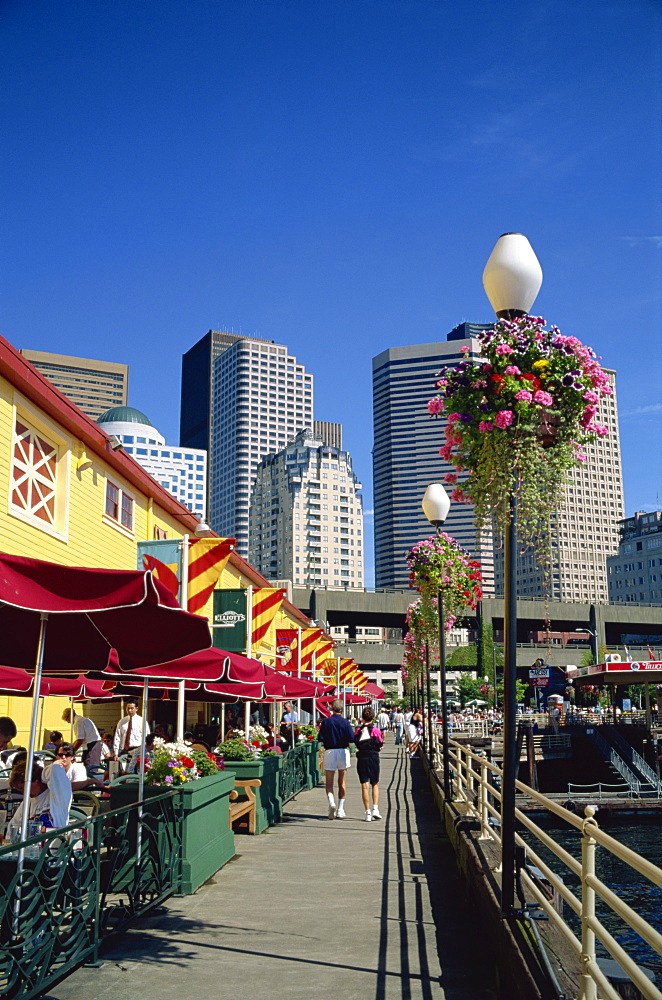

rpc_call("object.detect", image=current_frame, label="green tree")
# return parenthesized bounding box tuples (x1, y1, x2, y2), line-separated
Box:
(448, 620, 503, 707)
(456, 674, 484, 705)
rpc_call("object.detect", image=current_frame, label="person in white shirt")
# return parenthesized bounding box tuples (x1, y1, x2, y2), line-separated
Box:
(54, 743, 106, 790)
(377, 710, 390, 732)
(8, 755, 72, 832)
(392, 710, 405, 746)
(62, 708, 102, 768)
(113, 699, 150, 759)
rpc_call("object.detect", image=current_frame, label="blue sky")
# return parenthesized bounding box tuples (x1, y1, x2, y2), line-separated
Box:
(1, 0, 660, 584)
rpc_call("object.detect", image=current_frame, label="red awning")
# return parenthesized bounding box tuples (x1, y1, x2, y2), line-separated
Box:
(262, 667, 327, 701)
(362, 682, 385, 700)
(0, 552, 211, 673)
(106, 646, 268, 685)
(0, 666, 116, 699)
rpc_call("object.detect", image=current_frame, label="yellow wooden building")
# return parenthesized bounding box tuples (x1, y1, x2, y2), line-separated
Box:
(0, 335, 312, 747)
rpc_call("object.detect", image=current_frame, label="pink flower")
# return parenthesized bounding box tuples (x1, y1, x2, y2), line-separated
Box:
(504, 365, 521, 375)
(447, 412, 462, 423)
(495, 343, 513, 355)
(478, 421, 494, 432)
(533, 390, 553, 406)
(444, 473, 458, 485)
(514, 389, 532, 403)
(460, 346, 471, 355)
(583, 390, 599, 404)
(593, 424, 609, 437)
(576, 452, 587, 463)
(494, 410, 513, 429)
(427, 398, 444, 415)
(440, 445, 453, 461)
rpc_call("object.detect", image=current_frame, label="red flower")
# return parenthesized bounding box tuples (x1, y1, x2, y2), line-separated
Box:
(179, 755, 195, 768)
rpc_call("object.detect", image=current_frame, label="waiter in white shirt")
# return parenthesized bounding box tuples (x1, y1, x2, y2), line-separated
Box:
(113, 698, 150, 760)
(62, 707, 103, 768)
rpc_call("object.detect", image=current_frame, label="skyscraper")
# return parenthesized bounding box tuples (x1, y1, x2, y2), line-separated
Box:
(181, 330, 313, 555)
(249, 425, 364, 587)
(607, 512, 662, 604)
(19, 349, 128, 420)
(97, 406, 207, 518)
(493, 370, 625, 601)
(372, 324, 494, 591)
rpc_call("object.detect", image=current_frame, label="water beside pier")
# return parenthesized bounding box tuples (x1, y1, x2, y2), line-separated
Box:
(523, 817, 662, 981)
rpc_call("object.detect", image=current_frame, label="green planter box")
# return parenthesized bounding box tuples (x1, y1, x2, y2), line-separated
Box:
(222, 755, 283, 834)
(108, 771, 236, 895)
(308, 740, 323, 788)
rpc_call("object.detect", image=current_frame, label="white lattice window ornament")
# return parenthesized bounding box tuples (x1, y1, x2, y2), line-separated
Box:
(12, 419, 58, 525)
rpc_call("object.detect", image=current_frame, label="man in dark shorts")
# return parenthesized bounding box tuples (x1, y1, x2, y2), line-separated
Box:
(354, 706, 383, 821)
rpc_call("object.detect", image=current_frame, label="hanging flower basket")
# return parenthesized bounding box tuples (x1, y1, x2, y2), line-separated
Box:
(402, 534, 482, 689)
(405, 532, 483, 614)
(428, 315, 612, 547)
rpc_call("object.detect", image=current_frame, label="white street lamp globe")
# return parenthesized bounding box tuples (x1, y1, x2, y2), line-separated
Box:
(422, 483, 451, 527)
(482, 233, 543, 318)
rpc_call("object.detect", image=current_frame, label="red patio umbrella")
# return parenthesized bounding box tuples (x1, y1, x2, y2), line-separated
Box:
(0, 666, 117, 699)
(0, 552, 211, 849)
(104, 646, 267, 686)
(262, 668, 327, 701)
(0, 553, 211, 674)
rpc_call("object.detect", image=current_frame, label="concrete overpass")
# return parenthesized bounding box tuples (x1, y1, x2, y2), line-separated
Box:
(294, 586, 662, 673)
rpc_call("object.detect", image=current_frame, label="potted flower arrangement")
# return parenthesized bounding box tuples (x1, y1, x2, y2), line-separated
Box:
(297, 724, 318, 742)
(213, 730, 283, 833)
(427, 314, 612, 546)
(214, 726, 275, 761)
(145, 739, 223, 786)
(109, 738, 235, 894)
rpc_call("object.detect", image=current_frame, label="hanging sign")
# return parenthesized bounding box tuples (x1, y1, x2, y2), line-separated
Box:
(212, 589, 247, 652)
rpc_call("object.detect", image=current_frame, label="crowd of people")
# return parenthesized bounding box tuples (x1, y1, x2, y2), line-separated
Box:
(0, 698, 155, 839)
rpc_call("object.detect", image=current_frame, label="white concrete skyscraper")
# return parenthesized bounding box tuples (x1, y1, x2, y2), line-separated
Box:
(249, 426, 364, 587)
(181, 331, 313, 556)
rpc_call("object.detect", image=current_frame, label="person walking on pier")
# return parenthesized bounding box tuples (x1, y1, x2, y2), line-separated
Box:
(393, 708, 405, 746)
(317, 698, 355, 820)
(354, 707, 383, 821)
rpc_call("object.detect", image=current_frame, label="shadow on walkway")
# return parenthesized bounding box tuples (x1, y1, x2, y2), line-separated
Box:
(51, 742, 498, 1000)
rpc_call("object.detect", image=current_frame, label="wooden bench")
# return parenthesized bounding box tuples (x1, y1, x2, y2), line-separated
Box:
(228, 778, 261, 835)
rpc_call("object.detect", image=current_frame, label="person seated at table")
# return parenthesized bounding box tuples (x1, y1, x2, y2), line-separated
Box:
(263, 723, 285, 753)
(126, 734, 156, 773)
(100, 733, 113, 761)
(43, 730, 63, 753)
(8, 754, 72, 833)
(0, 717, 20, 765)
(54, 743, 106, 790)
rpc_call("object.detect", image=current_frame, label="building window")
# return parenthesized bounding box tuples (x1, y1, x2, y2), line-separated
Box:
(105, 480, 134, 533)
(9, 405, 70, 541)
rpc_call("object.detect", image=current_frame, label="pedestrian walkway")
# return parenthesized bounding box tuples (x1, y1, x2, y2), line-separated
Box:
(51, 740, 497, 1000)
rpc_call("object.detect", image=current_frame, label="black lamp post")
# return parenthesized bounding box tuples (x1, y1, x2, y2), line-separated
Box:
(482, 233, 543, 917)
(422, 482, 452, 801)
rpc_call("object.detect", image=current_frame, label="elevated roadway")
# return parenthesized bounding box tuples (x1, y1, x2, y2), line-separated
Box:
(294, 586, 662, 644)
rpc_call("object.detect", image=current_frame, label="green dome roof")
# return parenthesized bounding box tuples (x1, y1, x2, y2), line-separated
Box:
(97, 406, 153, 426)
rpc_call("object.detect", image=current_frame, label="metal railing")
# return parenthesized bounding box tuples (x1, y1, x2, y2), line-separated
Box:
(606, 730, 662, 795)
(442, 736, 662, 1000)
(279, 744, 309, 804)
(0, 791, 182, 1000)
(567, 782, 638, 800)
(588, 729, 644, 796)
